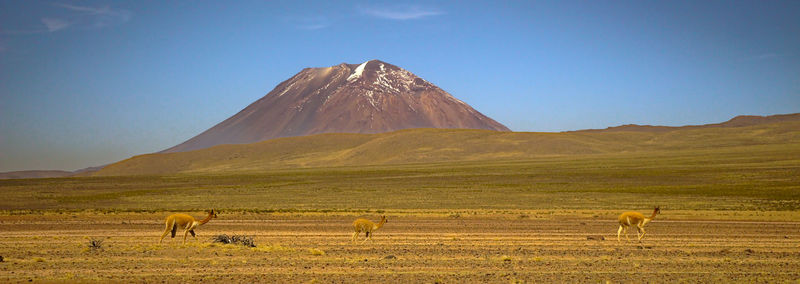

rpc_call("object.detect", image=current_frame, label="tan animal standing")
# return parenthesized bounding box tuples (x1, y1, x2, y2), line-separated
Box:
(617, 206, 660, 242)
(352, 215, 387, 244)
(159, 209, 217, 244)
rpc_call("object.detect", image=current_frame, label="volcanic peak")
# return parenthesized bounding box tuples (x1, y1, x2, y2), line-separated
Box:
(161, 59, 509, 153)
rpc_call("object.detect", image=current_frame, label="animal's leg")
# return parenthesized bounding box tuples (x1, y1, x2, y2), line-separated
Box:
(637, 226, 646, 241)
(352, 232, 359, 243)
(159, 220, 173, 243)
(617, 225, 624, 242)
(622, 227, 630, 242)
(361, 231, 370, 244)
(170, 223, 177, 238)
(183, 229, 190, 244)
(190, 230, 196, 238)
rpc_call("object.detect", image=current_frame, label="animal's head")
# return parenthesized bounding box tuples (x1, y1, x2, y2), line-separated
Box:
(654, 206, 661, 215)
(209, 209, 218, 218)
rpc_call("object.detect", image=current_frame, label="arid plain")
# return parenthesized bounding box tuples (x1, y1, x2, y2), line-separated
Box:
(1, 119, 799, 282)
(2, 212, 799, 282)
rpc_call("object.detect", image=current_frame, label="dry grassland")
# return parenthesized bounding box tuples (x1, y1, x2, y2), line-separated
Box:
(1, 121, 798, 282)
(1, 212, 798, 282)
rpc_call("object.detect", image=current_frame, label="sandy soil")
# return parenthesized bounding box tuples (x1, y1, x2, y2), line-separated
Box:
(1, 213, 798, 282)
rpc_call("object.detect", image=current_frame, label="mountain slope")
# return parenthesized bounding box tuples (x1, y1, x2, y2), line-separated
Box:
(577, 113, 800, 133)
(163, 60, 509, 153)
(0, 170, 73, 180)
(94, 115, 800, 176)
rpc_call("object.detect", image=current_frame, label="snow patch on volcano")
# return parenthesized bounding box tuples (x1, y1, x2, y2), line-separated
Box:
(347, 61, 369, 82)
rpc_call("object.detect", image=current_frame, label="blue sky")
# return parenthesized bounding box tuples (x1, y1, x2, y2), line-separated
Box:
(1, 0, 799, 172)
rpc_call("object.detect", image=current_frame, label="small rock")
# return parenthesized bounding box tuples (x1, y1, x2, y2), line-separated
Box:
(384, 255, 397, 260)
(744, 248, 755, 254)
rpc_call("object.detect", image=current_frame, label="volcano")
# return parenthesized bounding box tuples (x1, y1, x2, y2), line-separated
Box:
(163, 60, 509, 153)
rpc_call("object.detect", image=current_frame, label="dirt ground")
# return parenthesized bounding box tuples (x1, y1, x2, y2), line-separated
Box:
(1, 213, 798, 283)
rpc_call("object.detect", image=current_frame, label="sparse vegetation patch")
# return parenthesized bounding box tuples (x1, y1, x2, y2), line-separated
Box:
(211, 234, 256, 247)
(87, 238, 104, 250)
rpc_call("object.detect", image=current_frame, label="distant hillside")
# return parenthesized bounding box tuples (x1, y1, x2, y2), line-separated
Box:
(713, 113, 800, 127)
(93, 114, 800, 176)
(0, 165, 106, 180)
(0, 170, 73, 179)
(578, 113, 800, 132)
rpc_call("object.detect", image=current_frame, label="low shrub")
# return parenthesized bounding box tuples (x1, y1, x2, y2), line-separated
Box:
(211, 234, 256, 247)
(88, 238, 104, 250)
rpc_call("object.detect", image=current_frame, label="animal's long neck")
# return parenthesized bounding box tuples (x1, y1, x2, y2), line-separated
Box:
(642, 209, 658, 225)
(198, 213, 213, 225)
(375, 219, 386, 230)
(649, 209, 658, 220)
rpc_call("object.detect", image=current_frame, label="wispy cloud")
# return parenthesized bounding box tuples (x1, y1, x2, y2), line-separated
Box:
(299, 23, 329, 30)
(743, 53, 790, 61)
(358, 4, 444, 20)
(284, 15, 332, 30)
(297, 19, 331, 30)
(53, 3, 113, 15)
(41, 18, 71, 32)
(0, 3, 131, 35)
(55, 3, 132, 29)
(754, 53, 780, 60)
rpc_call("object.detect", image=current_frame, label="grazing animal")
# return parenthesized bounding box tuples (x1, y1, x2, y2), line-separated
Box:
(352, 215, 387, 244)
(159, 209, 217, 244)
(617, 206, 660, 242)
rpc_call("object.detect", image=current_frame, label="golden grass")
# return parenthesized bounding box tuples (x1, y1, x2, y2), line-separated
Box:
(3, 213, 798, 282)
(92, 120, 800, 176)
(0, 121, 798, 213)
(308, 248, 325, 256)
(252, 243, 295, 253)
